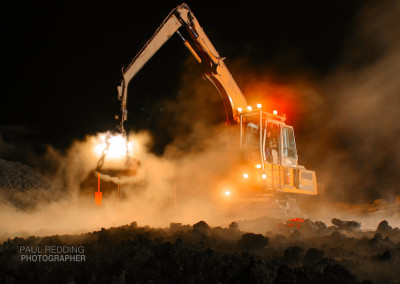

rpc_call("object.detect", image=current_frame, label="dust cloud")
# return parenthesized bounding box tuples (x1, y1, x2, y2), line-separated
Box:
(307, 0, 400, 203)
(0, 127, 244, 240)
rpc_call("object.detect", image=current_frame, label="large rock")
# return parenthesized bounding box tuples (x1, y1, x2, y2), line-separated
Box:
(376, 220, 392, 234)
(323, 264, 358, 283)
(303, 248, 324, 265)
(238, 233, 269, 250)
(331, 218, 361, 231)
(229, 221, 239, 231)
(193, 221, 212, 236)
(284, 246, 304, 265)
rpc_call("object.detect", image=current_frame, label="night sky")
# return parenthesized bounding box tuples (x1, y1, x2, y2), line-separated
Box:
(4, 1, 398, 202)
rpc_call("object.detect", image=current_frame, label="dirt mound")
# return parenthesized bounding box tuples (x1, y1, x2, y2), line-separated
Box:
(0, 159, 62, 209)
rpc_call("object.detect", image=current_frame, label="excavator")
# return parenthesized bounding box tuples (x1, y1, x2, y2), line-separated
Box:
(95, 3, 318, 212)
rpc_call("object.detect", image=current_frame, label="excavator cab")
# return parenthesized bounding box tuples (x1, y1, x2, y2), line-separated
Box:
(240, 110, 317, 195)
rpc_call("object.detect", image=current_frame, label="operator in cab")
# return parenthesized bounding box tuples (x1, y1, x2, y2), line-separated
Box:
(266, 128, 278, 164)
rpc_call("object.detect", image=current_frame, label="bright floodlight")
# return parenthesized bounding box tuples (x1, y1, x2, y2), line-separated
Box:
(262, 174, 267, 179)
(273, 110, 278, 115)
(94, 134, 129, 159)
(243, 173, 249, 179)
(247, 106, 252, 111)
(237, 107, 243, 112)
(256, 164, 262, 169)
(224, 191, 231, 196)
(256, 103, 262, 109)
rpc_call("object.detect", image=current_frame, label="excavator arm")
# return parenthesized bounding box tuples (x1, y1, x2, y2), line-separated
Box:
(117, 3, 248, 134)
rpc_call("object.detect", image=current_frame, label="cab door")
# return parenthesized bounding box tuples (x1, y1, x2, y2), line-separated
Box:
(262, 121, 282, 191)
(263, 121, 280, 165)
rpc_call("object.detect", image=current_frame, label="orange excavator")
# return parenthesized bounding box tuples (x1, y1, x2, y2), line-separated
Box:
(96, 3, 318, 211)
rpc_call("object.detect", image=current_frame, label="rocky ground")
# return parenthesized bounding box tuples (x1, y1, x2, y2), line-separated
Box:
(1, 217, 399, 284)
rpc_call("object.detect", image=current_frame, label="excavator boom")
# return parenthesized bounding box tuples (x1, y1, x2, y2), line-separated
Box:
(117, 3, 248, 134)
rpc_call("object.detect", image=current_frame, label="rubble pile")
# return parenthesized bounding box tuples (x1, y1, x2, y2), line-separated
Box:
(1, 218, 399, 283)
(0, 159, 61, 209)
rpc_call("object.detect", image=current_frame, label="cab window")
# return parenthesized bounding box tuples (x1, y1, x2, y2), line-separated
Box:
(244, 123, 260, 162)
(283, 127, 297, 159)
